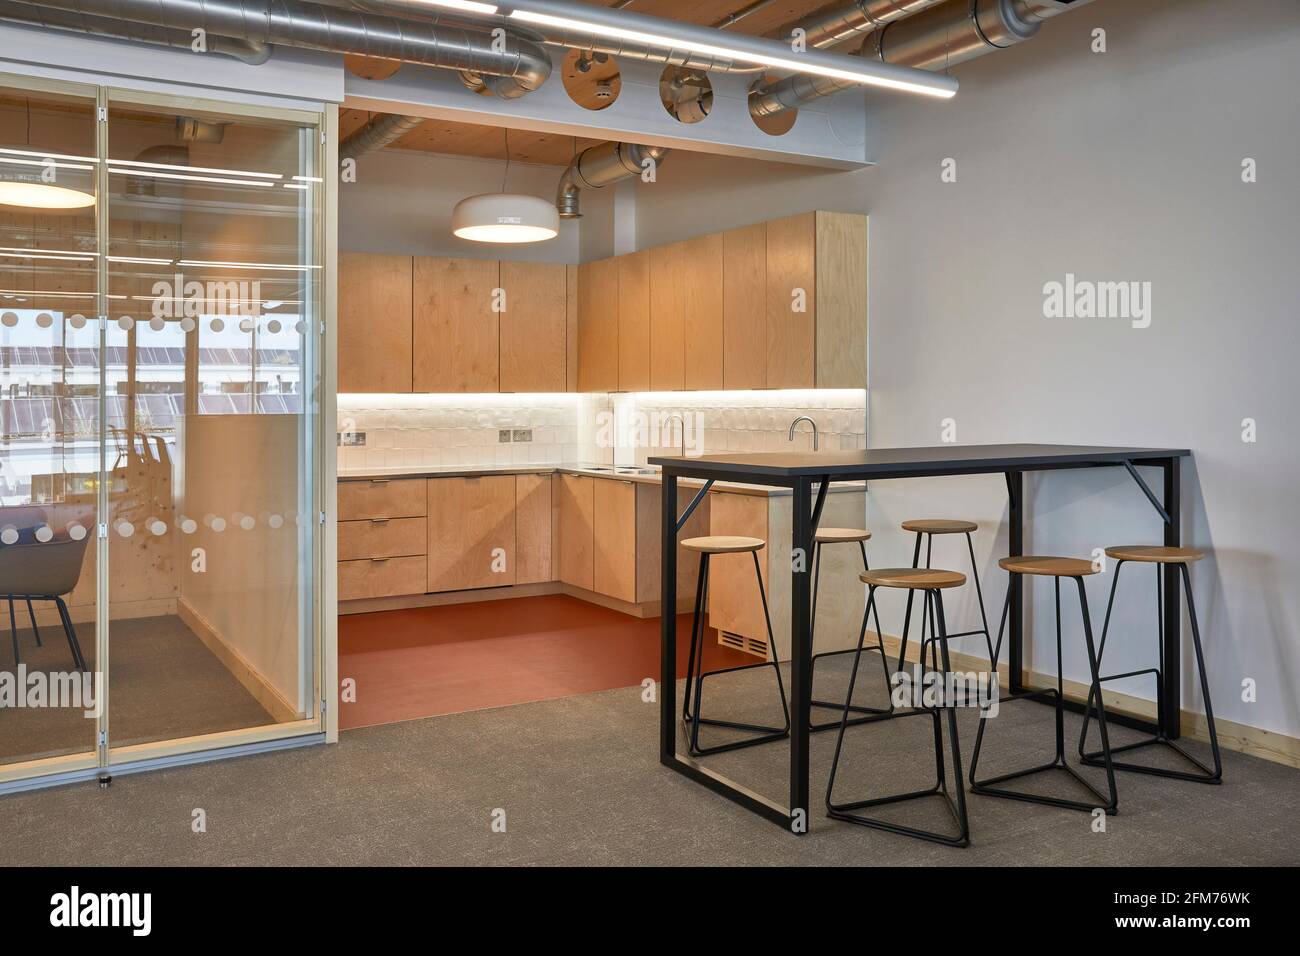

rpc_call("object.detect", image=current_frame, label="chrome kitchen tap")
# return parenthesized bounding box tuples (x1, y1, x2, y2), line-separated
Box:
(788, 416, 819, 451)
(663, 413, 687, 458)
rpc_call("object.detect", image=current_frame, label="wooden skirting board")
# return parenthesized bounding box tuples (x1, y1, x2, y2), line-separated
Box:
(177, 598, 301, 725)
(338, 581, 699, 618)
(875, 632, 1300, 772)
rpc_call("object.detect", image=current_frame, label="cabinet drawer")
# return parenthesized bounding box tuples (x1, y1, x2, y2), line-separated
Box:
(338, 517, 427, 561)
(339, 479, 426, 520)
(338, 555, 427, 601)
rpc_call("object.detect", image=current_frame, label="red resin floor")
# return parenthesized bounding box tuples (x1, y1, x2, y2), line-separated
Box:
(337, 594, 756, 730)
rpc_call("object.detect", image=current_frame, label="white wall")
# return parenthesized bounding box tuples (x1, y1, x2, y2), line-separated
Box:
(339, 148, 580, 263)
(633, 0, 1300, 741)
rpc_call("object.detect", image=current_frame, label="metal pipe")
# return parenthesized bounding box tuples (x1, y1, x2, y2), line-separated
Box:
(750, 0, 1080, 117)
(0, 0, 272, 63)
(556, 141, 669, 219)
(339, 113, 426, 161)
(1, 0, 552, 89)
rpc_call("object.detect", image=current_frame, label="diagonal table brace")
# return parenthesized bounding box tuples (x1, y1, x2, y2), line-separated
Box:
(675, 479, 714, 533)
(1123, 460, 1172, 524)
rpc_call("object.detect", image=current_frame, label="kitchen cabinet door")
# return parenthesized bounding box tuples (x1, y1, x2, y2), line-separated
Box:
(500, 261, 567, 392)
(515, 473, 553, 585)
(722, 223, 767, 389)
(618, 250, 651, 391)
(412, 256, 500, 392)
(649, 242, 686, 391)
(682, 232, 724, 390)
(427, 476, 516, 592)
(707, 491, 770, 646)
(765, 212, 816, 389)
(813, 210, 869, 388)
(338, 252, 412, 393)
(577, 258, 619, 392)
(593, 478, 637, 603)
(557, 473, 595, 590)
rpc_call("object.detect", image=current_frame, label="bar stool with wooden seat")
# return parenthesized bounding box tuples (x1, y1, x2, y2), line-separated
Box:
(1077, 546, 1222, 783)
(968, 556, 1118, 814)
(809, 527, 893, 732)
(680, 535, 790, 757)
(895, 519, 994, 674)
(826, 567, 971, 847)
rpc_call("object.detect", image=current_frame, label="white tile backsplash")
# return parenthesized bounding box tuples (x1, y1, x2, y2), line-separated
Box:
(337, 390, 866, 470)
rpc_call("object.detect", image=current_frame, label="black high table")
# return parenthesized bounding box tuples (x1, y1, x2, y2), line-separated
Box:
(649, 443, 1192, 833)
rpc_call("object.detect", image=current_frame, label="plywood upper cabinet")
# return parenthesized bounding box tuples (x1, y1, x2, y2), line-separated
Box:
(427, 475, 517, 591)
(557, 473, 595, 589)
(577, 257, 619, 392)
(413, 256, 500, 393)
(618, 250, 651, 391)
(338, 252, 412, 393)
(593, 478, 638, 603)
(813, 211, 868, 388)
(500, 261, 568, 393)
(765, 212, 817, 389)
(682, 232, 724, 390)
(722, 223, 767, 390)
(649, 242, 686, 391)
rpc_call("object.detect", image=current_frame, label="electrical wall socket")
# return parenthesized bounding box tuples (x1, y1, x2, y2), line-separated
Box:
(337, 432, 366, 447)
(499, 429, 512, 443)
(511, 429, 533, 443)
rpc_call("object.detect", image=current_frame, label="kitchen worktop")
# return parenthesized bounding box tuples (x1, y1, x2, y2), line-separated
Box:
(336, 463, 868, 497)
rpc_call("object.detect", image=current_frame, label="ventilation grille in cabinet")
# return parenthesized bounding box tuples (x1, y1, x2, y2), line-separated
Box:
(719, 631, 769, 659)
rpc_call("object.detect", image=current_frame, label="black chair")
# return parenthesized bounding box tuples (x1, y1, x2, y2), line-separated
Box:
(1078, 545, 1222, 783)
(0, 521, 90, 672)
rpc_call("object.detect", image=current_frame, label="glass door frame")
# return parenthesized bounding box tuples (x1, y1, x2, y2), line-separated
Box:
(0, 70, 331, 787)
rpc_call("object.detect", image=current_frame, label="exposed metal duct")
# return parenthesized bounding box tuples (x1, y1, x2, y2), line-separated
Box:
(0, 0, 271, 63)
(556, 142, 669, 220)
(786, 0, 946, 51)
(1, 0, 552, 91)
(750, 0, 1090, 117)
(339, 112, 425, 162)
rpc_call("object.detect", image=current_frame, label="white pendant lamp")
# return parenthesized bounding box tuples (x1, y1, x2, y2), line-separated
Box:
(451, 128, 558, 244)
(452, 192, 559, 243)
(0, 156, 96, 210)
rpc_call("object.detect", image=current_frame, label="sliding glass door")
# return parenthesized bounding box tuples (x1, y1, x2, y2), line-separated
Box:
(0, 72, 324, 785)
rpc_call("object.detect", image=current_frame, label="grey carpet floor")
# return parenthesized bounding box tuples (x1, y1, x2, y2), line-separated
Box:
(0, 615, 274, 764)
(1, 656, 1297, 866)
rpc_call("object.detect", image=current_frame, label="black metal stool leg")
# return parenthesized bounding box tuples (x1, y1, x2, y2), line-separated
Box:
(969, 573, 1118, 814)
(25, 598, 41, 647)
(826, 587, 969, 847)
(686, 551, 790, 757)
(56, 597, 87, 672)
(895, 532, 924, 672)
(810, 538, 894, 731)
(1080, 561, 1222, 782)
(7, 596, 17, 666)
(682, 553, 709, 725)
(964, 532, 994, 664)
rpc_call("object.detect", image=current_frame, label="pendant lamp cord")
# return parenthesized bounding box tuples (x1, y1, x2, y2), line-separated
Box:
(501, 128, 511, 192)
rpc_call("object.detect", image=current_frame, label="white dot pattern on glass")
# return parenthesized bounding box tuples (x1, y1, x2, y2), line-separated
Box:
(1, 312, 17, 328)
(210, 318, 225, 332)
(295, 320, 306, 336)
(181, 518, 197, 534)
(267, 320, 282, 334)
(117, 316, 134, 331)
(35, 525, 53, 542)
(239, 515, 255, 530)
(69, 523, 88, 541)
(116, 521, 134, 538)
(239, 318, 254, 333)
(148, 519, 167, 536)
(36, 313, 54, 329)
(150, 317, 166, 331)
(180, 317, 196, 333)
(210, 517, 226, 532)
(69, 314, 88, 329)
(268, 514, 284, 529)
(0, 527, 17, 545)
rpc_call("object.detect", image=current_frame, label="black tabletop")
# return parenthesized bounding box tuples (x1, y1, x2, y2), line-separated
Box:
(649, 443, 1191, 479)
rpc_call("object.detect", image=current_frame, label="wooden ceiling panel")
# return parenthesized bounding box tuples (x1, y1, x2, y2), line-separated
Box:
(340, 109, 603, 168)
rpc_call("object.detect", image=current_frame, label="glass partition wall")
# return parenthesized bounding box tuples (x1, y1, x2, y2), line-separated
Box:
(0, 74, 324, 786)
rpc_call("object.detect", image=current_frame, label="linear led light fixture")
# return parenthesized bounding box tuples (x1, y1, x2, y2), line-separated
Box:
(107, 157, 282, 179)
(176, 259, 322, 271)
(475, 0, 957, 99)
(107, 168, 275, 188)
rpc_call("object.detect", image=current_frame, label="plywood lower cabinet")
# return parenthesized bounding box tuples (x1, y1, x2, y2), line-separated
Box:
(557, 473, 595, 590)
(593, 478, 637, 603)
(708, 487, 869, 661)
(514, 473, 553, 585)
(426, 476, 517, 591)
(337, 478, 428, 601)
